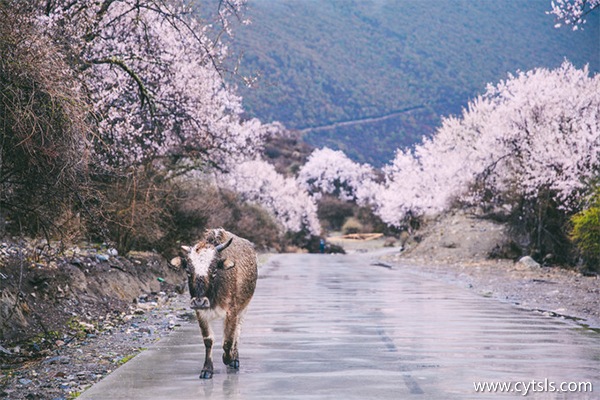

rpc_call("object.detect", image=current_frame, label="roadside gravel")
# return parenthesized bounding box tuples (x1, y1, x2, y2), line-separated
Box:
(0, 292, 194, 400)
(387, 255, 600, 330)
(383, 210, 600, 330)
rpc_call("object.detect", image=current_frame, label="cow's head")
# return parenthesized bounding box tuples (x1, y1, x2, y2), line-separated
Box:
(172, 229, 233, 310)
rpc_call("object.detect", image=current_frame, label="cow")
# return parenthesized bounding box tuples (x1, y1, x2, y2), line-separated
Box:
(171, 228, 258, 379)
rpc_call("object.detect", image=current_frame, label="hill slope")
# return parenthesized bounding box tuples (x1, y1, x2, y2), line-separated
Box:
(228, 0, 599, 166)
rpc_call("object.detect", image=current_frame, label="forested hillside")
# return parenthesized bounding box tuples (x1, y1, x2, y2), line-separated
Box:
(228, 0, 599, 165)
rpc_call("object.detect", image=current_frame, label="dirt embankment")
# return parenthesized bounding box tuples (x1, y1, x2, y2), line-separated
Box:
(0, 241, 186, 348)
(0, 240, 190, 399)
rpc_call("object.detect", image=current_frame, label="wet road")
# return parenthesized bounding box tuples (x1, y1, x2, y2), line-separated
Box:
(79, 253, 600, 399)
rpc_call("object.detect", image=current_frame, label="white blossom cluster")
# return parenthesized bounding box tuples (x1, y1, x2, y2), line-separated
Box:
(297, 147, 376, 203)
(224, 159, 321, 235)
(38, 0, 271, 168)
(375, 61, 600, 227)
(548, 0, 600, 30)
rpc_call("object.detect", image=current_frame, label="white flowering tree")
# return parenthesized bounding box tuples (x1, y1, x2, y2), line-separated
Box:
(548, 0, 600, 30)
(38, 0, 271, 169)
(224, 159, 321, 235)
(377, 62, 600, 228)
(7, 0, 310, 249)
(297, 147, 377, 204)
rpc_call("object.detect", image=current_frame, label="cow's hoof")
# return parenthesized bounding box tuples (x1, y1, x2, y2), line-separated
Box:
(199, 369, 213, 379)
(227, 359, 240, 370)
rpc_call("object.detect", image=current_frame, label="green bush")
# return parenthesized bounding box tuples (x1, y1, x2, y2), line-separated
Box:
(570, 192, 600, 270)
(341, 217, 363, 235)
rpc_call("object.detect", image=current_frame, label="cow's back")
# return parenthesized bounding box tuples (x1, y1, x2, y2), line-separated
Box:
(221, 233, 257, 310)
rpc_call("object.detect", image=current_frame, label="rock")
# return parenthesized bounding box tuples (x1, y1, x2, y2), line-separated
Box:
(76, 371, 92, 380)
(383, 238, 396, 248)
(518, 256, 541, 269)
(139, 327, 154, 335)
(137, 302, 157, 311)
(77, 321, 96, 332)
(70, 258, 83, 267)
(42, 356, 71, 365)
(96, 254, 109, 262)
(165, 319, 177, 330)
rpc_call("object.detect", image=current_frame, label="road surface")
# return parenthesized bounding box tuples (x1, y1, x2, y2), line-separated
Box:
(79, 253, 599, 399)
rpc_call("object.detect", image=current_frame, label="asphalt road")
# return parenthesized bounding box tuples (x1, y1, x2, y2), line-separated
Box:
(79, 252, 600, 399)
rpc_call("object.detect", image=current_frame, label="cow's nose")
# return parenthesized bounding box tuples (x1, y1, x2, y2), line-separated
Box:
(190, 296, 210, 310)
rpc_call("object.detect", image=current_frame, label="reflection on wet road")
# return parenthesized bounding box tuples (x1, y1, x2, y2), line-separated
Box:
(80, 253, 599, 399)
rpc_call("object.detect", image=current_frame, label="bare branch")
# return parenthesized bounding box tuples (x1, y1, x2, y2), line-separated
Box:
(89, 56, 155, 113)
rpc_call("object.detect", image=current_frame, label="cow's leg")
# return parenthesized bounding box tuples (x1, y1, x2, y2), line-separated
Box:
(196, 312, 214, 379)
(222, 310, 245, 369)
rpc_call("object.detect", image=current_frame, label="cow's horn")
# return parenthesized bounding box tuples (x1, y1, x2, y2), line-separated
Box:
(215, 237, 233, 252)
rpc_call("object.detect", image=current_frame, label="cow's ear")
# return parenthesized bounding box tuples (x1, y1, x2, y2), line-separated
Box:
(170, 256, 182, 268)
(171, 256, 189, 271)
(216, 259, 235, 270)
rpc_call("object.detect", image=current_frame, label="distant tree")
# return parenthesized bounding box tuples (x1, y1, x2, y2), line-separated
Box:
(297, 147, 376, 203)
(223, 159, 321, 235)
(548, 0, 600, 30)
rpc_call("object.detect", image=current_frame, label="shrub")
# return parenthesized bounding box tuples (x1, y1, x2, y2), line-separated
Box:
(504, 188, 573, 263)
(570, 190, 600, 270)
(354, 205, 389, 234)
(95, 167, 176, 254)
(317, 196, 354, 231)
(342, 217, 363, 235)
(0, 2, 92, 238)
(163, 177, 281, 256)
(96, 170, 283, 256)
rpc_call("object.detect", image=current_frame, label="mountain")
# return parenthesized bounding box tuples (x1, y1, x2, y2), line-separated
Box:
(226, 0, 599, 166)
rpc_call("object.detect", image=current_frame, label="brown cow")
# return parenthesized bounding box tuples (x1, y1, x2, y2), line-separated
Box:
(172, 228, 257, 379)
